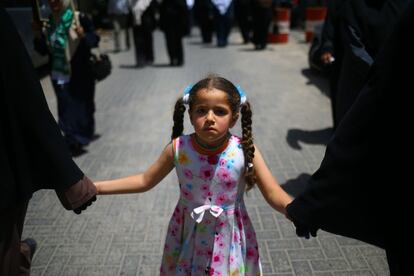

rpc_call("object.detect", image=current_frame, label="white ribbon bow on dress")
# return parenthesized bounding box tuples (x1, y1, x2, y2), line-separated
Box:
(190, 205, 224, 223)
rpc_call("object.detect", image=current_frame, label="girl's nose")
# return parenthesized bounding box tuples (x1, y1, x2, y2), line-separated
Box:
(206, 111, 215, 122)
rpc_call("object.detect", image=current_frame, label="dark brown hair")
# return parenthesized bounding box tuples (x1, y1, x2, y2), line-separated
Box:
(171, 74, 256, 190)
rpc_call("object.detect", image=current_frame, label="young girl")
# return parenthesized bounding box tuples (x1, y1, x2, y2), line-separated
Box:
(95, 75, 293, 275)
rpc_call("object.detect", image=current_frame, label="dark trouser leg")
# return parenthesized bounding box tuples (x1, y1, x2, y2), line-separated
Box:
(214, 13, 227, 47)
(0, 202, 30, 276)
(111, 15, 121, 51)
(235, 4, 251, 43)
(252, 6, 271, 48)
(214, 7, 233, 47)
(199, 18, 214, 43)
(52, 81, 77, 147)
(69, 78, 96, 141)
(143, 29, 154, 63)
(165, 30, 183, 65)
(132, 25, 146, 66)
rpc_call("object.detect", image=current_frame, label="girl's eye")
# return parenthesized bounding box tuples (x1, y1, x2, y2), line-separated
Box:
(196, 108, 207, 115)
(215, 109, 228, 116)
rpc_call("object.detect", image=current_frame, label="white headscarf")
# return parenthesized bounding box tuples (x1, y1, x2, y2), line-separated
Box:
(211, 0, 232, 15)
(130, 0, 153, 25)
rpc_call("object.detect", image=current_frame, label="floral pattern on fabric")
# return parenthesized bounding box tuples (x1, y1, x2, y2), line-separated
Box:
(160, 134, 262, 275)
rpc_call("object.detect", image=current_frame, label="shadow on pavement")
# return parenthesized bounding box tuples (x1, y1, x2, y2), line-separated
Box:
(301, 68, 330, 97)
(152, 63, 174, 68)
(119, 64, 141, 69)
(282, 173, 311, 197)
(286, 127, 333, 150)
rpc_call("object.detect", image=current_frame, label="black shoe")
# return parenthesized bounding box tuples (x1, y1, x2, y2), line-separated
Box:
(170, 59, 183, 67)
(255, 44, 266, 50)
(22, 238, 37, 259)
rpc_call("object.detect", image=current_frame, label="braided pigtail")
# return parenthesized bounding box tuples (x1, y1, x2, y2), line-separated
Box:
(171, 98, 186, 140)
(240, 101, 256, 190)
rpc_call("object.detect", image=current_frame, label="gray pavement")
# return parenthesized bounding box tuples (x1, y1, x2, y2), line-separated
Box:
(27, 28, 388, 276)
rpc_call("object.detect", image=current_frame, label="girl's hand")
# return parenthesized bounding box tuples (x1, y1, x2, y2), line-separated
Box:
(94, 181, 102, 195)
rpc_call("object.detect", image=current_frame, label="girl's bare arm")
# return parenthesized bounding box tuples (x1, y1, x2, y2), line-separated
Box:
(253, 145, 293, 215)
(95, 143, 175, 194)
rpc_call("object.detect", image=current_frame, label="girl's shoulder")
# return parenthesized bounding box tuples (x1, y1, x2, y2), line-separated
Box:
(172, 134, 192, 151)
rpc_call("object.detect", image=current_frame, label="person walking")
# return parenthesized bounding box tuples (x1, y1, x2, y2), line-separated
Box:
(251, 0, 272, 50)
(94, 75, 293, 274)
(211, 0, 234, 47)
(0, 8, 97, 275)
(234, 0, 252, 44)
(159, 0, 189, 66)
(107, 0, 131, 52)
(130, 0, 158, 67)
(333, 0, 409, 125)
(193, 0, 215, 43)
(33, 0, 100, 155)
(318, 0, 347, 130)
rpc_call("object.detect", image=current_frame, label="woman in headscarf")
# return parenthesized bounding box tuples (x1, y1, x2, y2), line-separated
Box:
(159, 0, 190, 65)
(1, 7, 96, 275)
(33, 0, 100, 155)
(211, 0, 234, 47)
(130, 0, 158, 67)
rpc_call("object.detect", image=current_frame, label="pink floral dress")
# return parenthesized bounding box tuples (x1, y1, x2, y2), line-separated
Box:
(160, 134, 262, 275)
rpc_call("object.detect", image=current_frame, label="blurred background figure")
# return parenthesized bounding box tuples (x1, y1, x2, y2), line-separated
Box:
(318, 0, 347, 130)
(130, 0, 158, 67)
(211, 0, 234, 47)
(159, 0, 189, 66)
(33, 0, 100, 156)
(193, 0, 214, 43)
(250, 0, 272, 50)
(234, 0, 252, 44)
(107, 0, 131, 52)
(333, 0, 409, 125)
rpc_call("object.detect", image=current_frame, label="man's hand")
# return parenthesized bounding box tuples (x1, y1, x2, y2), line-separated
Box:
(56, 176, 97, 214)
(286, 203, 318, 239)
(73, 195, 96, 214)
(293, 220, 318, 239)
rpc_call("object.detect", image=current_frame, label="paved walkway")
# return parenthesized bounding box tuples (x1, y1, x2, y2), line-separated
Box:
(27, 28, 388, 276)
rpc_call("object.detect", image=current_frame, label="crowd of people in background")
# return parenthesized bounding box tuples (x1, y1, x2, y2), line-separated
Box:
(27, 0, 298, 157)
(105, 0, 296, 68)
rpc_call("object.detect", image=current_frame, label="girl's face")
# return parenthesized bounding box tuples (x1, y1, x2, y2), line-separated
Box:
(189, 88, 238, 147)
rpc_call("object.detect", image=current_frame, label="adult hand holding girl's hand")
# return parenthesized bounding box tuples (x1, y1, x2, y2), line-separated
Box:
(286, 202, 318, 239)
(56, 176, 97, 214)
